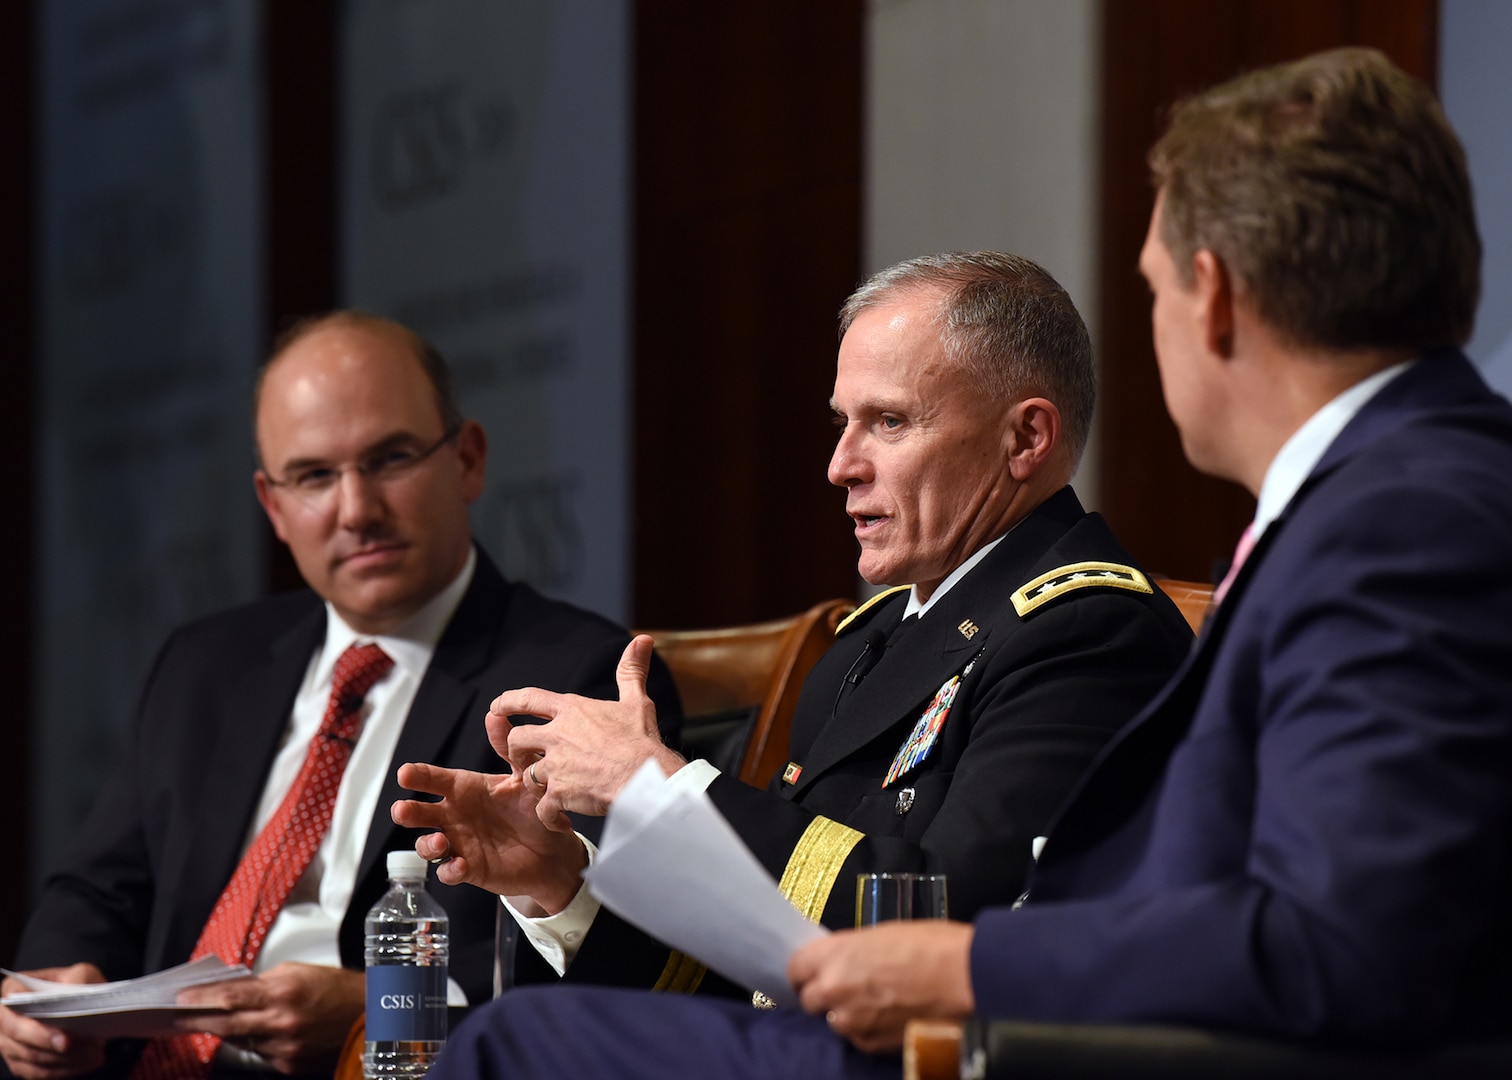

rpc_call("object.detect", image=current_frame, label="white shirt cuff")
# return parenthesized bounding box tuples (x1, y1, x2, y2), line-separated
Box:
(499, 762, 720, 977)
(501, 835, 601, 976)
(665, 757, 721, 794)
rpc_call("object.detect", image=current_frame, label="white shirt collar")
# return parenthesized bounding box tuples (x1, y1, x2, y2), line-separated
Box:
(314, 546, 477, 684)
(904, 529, 1011, 621)
(1252, 360, 1414, 535)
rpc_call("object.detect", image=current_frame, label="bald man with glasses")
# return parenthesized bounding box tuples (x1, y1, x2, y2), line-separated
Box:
(1, 311, 682, 1080)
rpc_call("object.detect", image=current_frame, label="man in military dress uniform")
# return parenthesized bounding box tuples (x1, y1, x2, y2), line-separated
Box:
(394, 251, 1193, 996)
(420, 48, 1512, 1080)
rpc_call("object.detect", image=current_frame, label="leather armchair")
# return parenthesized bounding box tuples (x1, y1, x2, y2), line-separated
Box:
(638, 597, 854, 787)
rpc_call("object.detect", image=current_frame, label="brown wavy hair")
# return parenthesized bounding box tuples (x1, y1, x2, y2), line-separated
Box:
(1149, 47, 1480, 354)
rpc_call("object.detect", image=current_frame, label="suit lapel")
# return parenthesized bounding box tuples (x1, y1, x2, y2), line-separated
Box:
(1096, 356, 1473, 769)
(354, 554, 511, 888)
(1310, 348, 1485, 482)
(1191, 353, 1485, 633)
(1036, 354, 1506, 875)
(792, 614, 982, 792)
(1034, 608, 1222, 870)
(164, 606, 323, 964)
(1045, 517, 1283, 856)
(788, 491, 1085, 796)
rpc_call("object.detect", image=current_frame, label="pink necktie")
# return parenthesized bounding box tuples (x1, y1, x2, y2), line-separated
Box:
(131, 643, 394, 1080)
(1212, 523, 1258, 606)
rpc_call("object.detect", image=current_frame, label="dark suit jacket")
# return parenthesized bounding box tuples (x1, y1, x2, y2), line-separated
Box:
(973, 351, 1512, 1047)
(555, 487, 1194, 991)
(17, 548, 682, 1014)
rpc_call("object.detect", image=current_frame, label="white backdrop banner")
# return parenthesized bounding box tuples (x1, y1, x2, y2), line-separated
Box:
(1442, 0, 1512, 398)
(36, 0, 263, 880)
(340, 0, 630, 620)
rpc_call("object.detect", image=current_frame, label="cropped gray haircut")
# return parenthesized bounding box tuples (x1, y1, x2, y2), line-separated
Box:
(839, 252, 1095, 464)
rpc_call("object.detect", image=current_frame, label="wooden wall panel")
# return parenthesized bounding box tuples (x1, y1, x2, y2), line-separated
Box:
(262, 3, 338, 595)
(632, 3, 865, 627)
(1097, 0, 1439, 581)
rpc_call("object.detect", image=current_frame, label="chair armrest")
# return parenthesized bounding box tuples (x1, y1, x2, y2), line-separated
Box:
(1151, 576, 1212, 633)
(333, 1013, 365, 1080)
(958, 1018, 1512, 1080)
(902, 1018, 965, 1080)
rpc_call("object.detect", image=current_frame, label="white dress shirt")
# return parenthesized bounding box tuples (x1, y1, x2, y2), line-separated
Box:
(248, 548, 476, 979)
(1250, 361, 1413, 539)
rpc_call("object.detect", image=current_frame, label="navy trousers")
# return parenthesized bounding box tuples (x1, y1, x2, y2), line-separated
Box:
(432, 986, 901, 1080)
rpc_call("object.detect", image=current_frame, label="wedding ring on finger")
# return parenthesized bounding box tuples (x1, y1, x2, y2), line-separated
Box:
(527, 761, 545, 788)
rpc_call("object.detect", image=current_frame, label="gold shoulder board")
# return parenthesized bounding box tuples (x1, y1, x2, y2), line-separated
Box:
(1011, 561, 1152, 618)
(835, 584, 911, 636)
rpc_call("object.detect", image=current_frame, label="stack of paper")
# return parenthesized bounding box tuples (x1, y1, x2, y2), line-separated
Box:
(582, 760, 827, 1006)
(1, 956, 251, 1038)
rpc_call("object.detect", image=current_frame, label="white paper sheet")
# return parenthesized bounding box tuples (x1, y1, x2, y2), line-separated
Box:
(2, 956, 251, 1037)
(581, 761, 827, 1007)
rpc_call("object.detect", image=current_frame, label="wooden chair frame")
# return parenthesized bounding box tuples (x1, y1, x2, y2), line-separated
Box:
(639, 597, 854, 788)
(1155, 577, 1212, 634)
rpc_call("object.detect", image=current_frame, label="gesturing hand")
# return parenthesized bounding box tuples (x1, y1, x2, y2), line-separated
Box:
(393, 763, 588, 915)
(489, 635, 686, 828)
(787, 922, 976, 1054)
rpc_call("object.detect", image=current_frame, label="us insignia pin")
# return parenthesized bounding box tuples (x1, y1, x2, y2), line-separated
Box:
(958, 619, 979, 640)
(782, 762, 803, 785)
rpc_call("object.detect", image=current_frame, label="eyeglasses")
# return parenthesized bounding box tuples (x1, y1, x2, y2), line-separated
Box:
(262, 426, 461, 504)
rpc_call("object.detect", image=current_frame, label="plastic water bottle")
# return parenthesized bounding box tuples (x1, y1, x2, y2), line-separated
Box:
(364, 851, 449, 1079)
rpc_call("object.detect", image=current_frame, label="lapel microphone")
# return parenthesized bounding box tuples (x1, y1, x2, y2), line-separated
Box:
(833, 627, 888, 719)
(846, 628, 889, 685)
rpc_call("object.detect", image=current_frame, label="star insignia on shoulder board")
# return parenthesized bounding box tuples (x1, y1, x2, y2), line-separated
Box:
(1011, 561, 1152, 617)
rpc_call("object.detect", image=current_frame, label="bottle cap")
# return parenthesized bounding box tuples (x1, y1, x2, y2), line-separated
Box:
(386, 850, 430, 881)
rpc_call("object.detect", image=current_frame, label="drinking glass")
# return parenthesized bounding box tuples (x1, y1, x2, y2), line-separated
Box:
(855, 872, 949, 925)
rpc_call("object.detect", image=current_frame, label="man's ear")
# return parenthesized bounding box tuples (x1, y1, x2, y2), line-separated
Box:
(1005, 397, 1061, 482)
(253, 471, 290, 544)
(1192, 249, 1235, 358)
(455, 419, 488, 504)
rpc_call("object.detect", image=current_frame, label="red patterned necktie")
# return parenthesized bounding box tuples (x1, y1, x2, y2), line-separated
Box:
(132, 643, 394, 1080)
(1212, 523, 1259, 606)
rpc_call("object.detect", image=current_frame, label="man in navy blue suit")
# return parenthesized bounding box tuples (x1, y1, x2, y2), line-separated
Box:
(425, 47, 1512, 1077)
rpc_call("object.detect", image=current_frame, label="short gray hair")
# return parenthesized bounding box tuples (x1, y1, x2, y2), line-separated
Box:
(839, 252, 1095, 463)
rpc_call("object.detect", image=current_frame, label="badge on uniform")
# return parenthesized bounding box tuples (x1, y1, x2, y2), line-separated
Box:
(782, 762, 803, 785)
(884, 657, 976, 787)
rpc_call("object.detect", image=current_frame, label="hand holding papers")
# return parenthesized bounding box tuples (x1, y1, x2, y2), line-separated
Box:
(581, 761, 827, 1006)
(1, 957, 251, 1038)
